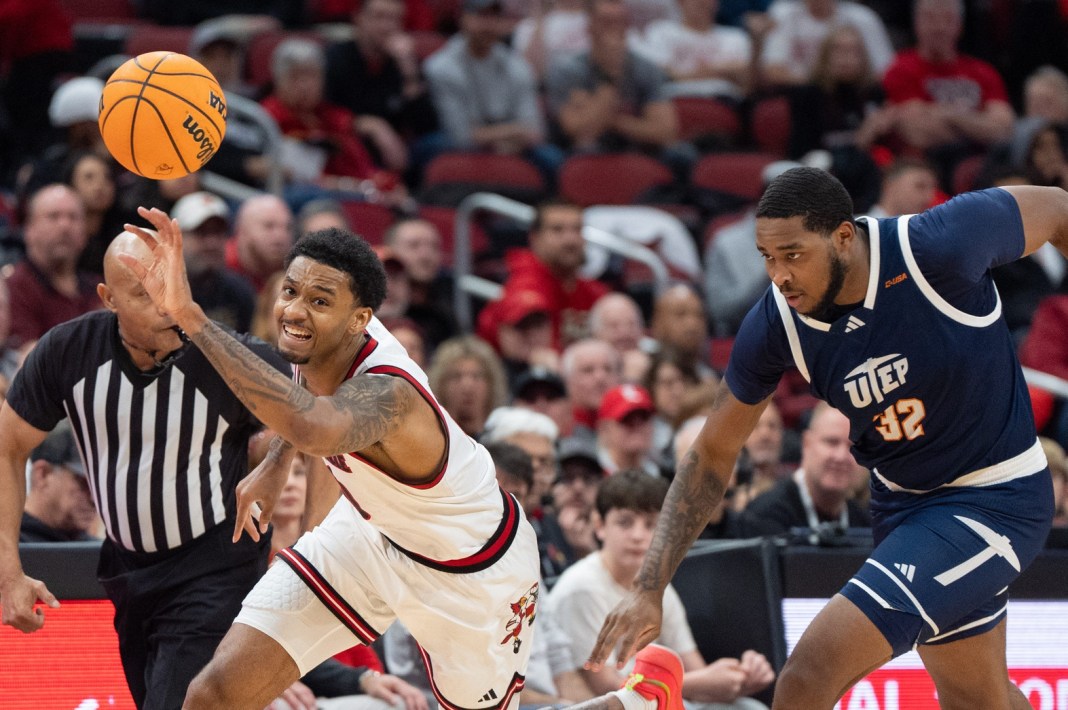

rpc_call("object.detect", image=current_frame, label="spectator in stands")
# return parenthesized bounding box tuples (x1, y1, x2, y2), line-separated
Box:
(227, 194, 295, 293)
(730, 400, 789, 511)
(498, 201, 609, 349)
(643, 348, 701, 466)
(267, 452, 309, 558)
(546, 469, 775, 706)
(1023, 65, 1068, 126)
(882, 0, 1015, 186)
(426, 334, 508, 436)
(483, 406, 559, 512)
(423, 0, 563, 179)
(63, 151, 131, 275)
(7, 184, 100, 350)
(384, 218, 459, 349)
(512, 0, 591, 82)
(261, 39, 410, 205)
(634, 0, 753, 100)
(19, 423, 98, 543)
(745, 403, 871, 539)
(296, 198, 351, 237)
(671, 416, 765, 539)
(1044, 437, 1068, 528)
(373, 246, 412, 322)
(545, 0, 682, 167)
(704, 160, 798, 338)
(563, 338, 622, 439)
(551, 436, 604, 562)
(171, 191, 257, 332)
(588, 292, 645, 355)
(866, 158, 939, 218)
(1006, 118, 1068, 190)
(595, 384, 662, 477)
(512, 366, 573, 437)
(384, 317, 429, 369)
(326, 0, 439, 156)
(1021, 295, 1068, 448)
(0, 0, 73, 177)
(650, 283, 713, 378)
(479, 289, 558, 388)
(188, 16, 267, 99)
(16, 76, 105, 200)
(251, 272, 285, 345)
(785, 24, 892, 209)
(0, 278, 16, 398)
(759, 0, 893, 88)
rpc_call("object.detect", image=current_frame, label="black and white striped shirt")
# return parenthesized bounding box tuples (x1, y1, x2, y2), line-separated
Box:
(7, 311, 290, 553)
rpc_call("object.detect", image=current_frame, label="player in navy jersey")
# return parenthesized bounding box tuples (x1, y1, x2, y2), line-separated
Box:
(121, 210, 540, 710)
(583, 168, 1068, 710)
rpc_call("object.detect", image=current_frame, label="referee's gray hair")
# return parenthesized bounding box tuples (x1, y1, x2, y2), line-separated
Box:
(272, 39, 324, 82)
(482, 406, 559, 444)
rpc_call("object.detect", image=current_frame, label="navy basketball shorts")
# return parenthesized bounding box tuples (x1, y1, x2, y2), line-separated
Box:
(841, 469, 1054, 657)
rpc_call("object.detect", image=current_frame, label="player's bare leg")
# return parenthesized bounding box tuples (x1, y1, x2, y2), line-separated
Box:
(917, 618, 1030, 710)
(183, 623, 300, 709)
(771, 594, 893, 709)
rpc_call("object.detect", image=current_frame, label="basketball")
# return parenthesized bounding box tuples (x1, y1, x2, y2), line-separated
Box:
(99, 51, 227, 180)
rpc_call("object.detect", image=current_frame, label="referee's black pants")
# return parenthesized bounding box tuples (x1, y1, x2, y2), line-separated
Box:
(98, 522, 271, 709)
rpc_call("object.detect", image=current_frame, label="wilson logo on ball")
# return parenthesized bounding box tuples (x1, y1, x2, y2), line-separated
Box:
(182, 114, 217, 164)
(208, 91, 227, 117)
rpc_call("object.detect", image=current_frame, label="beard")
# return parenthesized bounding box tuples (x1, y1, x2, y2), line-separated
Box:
(278, 347, 311, 365)
(805, 249, 848, 322)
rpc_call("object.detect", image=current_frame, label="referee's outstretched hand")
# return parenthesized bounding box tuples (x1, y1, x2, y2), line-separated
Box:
(234, 443, 293, 543)
(121, 206, 197, 320)
(0, 573, 60, 633)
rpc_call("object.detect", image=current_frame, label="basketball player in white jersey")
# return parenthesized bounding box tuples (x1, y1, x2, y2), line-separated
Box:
(121, 208, 541, 710)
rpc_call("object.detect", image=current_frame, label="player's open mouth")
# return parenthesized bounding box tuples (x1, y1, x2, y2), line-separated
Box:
(282, 324, 312, 341)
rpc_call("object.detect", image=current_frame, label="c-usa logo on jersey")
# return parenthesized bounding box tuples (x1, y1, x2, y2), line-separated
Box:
(843, 354, 910, 408)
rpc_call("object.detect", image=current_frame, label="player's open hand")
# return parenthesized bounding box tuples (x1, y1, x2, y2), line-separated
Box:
(364, 672, 430, 710)
(121, 206, 196, 321)
(585, 587, 663, 671)
(0, 573, 59, 633)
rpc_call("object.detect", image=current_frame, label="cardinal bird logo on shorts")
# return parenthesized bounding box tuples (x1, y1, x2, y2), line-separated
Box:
(500, 583, 539, 653)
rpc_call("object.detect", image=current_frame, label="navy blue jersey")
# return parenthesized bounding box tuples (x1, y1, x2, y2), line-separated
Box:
(726, 188, 1045, 492)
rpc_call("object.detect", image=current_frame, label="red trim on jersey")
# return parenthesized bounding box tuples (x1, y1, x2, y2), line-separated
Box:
(349, 335, 379, 377)
(350, 364, 451, 490)
(385, 488, 521, 574)
(417, 643, 525, 710)
(277, 547, 379, 644)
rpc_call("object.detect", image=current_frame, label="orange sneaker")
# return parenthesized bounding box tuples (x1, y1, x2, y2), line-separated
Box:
(622, 644, 685, 710)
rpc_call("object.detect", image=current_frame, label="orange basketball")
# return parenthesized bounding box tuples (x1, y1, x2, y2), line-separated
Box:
(99, 51, 227, 180)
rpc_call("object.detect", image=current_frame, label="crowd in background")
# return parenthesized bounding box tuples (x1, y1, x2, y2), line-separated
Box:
(4, 0, 1068, 706)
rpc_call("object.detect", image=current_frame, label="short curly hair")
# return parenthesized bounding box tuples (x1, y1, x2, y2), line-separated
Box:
(756, 167, 854, 236)
(286, 227, 387, 311)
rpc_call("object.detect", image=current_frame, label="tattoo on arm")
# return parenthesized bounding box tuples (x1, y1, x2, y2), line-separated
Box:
(326, 374, 415, 454)
(636, 384, 732, 594)
(190, 319, 317, 415)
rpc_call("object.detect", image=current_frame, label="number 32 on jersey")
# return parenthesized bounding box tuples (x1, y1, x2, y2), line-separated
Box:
(874, 398, 926, 441)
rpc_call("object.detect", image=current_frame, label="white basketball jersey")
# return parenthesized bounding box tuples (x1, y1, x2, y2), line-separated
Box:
(304, 317, 519, 572)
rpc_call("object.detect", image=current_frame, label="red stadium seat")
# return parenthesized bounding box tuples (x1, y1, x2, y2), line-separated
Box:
(691, 152, 778, 203)
(750, 95, 791, 157)
(702, 209, 749, 249)
(709, 336, 735, 373)
(558, 153, 674, 207)
(416, 205, 490, 267)
(411, 30, 447, 62)
(672, 97, 742, 144)
(339, 200, 396, 245)
(424, 152, 545, 192)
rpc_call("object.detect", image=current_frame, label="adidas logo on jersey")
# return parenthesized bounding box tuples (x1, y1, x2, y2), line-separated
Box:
(844, 315, 866, 332)
(479, 689, 499, 703)
(894, 562, 916, 582)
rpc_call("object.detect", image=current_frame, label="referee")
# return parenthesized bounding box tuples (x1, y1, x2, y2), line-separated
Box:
(0, 232, 289, 709)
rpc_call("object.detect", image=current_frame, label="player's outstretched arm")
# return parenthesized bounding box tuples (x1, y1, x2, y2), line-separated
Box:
(586, 383, 771, 670)
(122, 207, 418, 458)
(1004, 185, 1068, 260)
(0, 404, 59, 632)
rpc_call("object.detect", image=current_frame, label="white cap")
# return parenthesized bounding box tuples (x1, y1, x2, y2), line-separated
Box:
(171, 192, 231, 231)
(49, 77, 105, 127)
(761, 160, 805, 186)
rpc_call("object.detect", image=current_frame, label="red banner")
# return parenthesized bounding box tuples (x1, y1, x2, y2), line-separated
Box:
(838, 669, 1068, 709)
